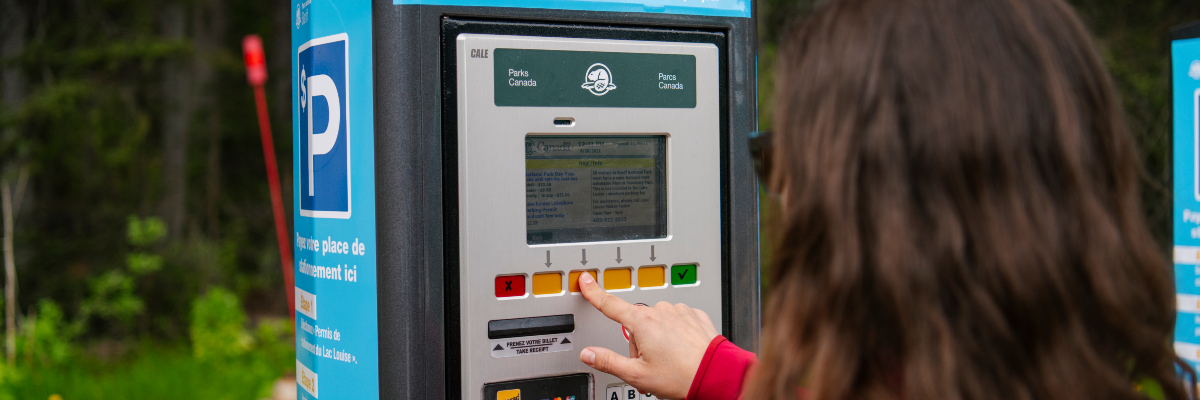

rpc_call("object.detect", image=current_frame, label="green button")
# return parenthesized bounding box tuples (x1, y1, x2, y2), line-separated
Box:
(670, 264, 698, 285)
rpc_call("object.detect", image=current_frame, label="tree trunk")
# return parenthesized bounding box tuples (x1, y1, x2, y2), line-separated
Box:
(160, 3, 192, 239)
(1, 0, 26, 116)
(2, 182, 15, 365)
(1, 0, 27, 366)
(273, 0, 294, 229)
(196, 0, 227, 239)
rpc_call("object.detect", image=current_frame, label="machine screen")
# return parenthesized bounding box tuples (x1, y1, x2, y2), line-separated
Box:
(525, 135, 667, 244)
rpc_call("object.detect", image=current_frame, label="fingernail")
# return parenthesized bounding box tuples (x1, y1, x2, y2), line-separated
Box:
(581, 349, 596, 365)
(580, 272, 595, 285)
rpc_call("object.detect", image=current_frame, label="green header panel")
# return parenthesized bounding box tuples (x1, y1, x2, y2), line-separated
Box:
(494, 49, 696, 108)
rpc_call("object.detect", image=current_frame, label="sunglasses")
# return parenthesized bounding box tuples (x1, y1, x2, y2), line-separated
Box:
(748, 131, 773, 186)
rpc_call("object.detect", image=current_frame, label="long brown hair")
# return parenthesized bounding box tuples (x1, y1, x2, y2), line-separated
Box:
(746, 0, 1196, 399)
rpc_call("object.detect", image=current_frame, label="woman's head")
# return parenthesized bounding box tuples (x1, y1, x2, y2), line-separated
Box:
(750, 0, 1193, 399)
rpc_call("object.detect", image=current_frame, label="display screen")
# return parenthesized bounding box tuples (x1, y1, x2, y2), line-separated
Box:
(525, 136, 667, 244)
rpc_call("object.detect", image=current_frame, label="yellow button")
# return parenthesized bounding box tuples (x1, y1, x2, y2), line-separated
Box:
(532, 272, 563, 295)
(604, 268, 633, 290)
(568, 270, 598, 292)
(638, 266, 666, 288)
(497, 389, 521, 400)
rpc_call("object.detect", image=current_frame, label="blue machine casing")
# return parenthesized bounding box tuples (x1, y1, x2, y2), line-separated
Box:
(293, 1, 377, 399)
(1172, 21, 1200, 373)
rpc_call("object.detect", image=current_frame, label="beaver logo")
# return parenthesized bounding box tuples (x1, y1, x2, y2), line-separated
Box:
(581, 63, 616, 96)
(525, 139, 546, 155)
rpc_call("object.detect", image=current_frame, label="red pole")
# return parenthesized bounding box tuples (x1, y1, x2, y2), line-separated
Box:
(243, 35, 295, 323)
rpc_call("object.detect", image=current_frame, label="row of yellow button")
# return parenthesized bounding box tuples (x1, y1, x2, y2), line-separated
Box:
(528, 265, 692, 296)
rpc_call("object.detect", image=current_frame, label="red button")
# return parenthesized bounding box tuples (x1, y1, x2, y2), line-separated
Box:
(495, 275, 526, 298)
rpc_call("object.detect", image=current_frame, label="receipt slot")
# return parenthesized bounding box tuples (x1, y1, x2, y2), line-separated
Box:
(293, 1, 759, 400)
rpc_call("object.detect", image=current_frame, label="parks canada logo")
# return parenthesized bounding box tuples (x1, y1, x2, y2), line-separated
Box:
(581, 63, 616, 96)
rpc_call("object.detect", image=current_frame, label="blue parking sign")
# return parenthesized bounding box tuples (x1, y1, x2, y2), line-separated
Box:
(1173, 25, 1200, 373)
(293, 1, 377, 399)
(299, 34, 351, 219)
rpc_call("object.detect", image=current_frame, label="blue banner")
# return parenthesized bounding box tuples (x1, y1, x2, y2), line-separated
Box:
(293, 0, 378, 399)
(1173, 36, 1200, 372)
(395, 0, 751, 18)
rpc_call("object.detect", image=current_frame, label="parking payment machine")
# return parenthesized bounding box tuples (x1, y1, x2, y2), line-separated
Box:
(458, 32, 722, 400)
(293, 2, 759, 400)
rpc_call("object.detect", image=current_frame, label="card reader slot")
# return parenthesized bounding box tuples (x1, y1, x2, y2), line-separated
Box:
(488, 314, 575, 339)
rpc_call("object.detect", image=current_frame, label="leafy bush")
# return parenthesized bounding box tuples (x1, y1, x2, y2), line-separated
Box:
(19, 300, 80, 367)
(125, 216, 166, 247)
(0, 294, 292, 400)
(78, 270, 144, 325)
(125, 253, 162, 275)
(190, 288, 252, 360)
(5, 345, 285, 400)
(77, 216, 166, 330)
(253, 317, 294, 365)
(125, 216, 164, 276)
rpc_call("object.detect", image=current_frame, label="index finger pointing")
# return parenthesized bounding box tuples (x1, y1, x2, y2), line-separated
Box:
(578, 271, 637, 324)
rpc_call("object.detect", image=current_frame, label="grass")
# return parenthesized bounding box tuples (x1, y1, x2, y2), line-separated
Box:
(3, 344, 291, 400)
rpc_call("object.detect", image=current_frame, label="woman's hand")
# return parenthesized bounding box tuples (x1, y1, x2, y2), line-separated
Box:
(577, 272, 719, 400)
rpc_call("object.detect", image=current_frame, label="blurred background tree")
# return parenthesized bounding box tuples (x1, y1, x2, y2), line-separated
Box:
(0, 0, 295, 342)
(0, 0, 297, 397)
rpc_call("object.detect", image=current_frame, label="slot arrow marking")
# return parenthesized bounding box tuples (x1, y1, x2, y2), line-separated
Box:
(650, 245, 657, 262)
(615, 247, 622, 263)
(581, 249, 588, 265)
(545, 250, 552, 268)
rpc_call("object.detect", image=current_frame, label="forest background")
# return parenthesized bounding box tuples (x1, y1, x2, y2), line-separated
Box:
(0, 0, 1198, 399)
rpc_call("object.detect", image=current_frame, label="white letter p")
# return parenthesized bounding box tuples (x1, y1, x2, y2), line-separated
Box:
(307, 74, 340, 196)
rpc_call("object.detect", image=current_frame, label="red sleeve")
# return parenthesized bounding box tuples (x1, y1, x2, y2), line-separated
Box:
(686, 335, 757, 400)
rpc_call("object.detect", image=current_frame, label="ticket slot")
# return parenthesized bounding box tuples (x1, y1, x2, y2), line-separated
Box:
(483, 373, 591, 400)
(488, 314, 575, 340)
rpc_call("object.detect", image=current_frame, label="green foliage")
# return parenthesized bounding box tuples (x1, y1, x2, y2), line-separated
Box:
(190, 288, 252, 361)
(2, 0, 294, 342)
(1135, 376, 1167, 400)
(126, 216, 164, 276)
(0, 296, 291, 400)
(125, 216, 166, 248)
(0, 1, 297, 397)
(4, 345, 288, 400)
(74, 215, 170, 330)
(79, 271, 144, 325)
(0, 363, 24, 400)
(253, 318, 294, 362)
(19, 300, 81, 367)
(125, 253, 162, 275)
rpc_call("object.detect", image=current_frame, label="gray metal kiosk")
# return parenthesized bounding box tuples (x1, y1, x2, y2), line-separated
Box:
(367, 2, 760, 399)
